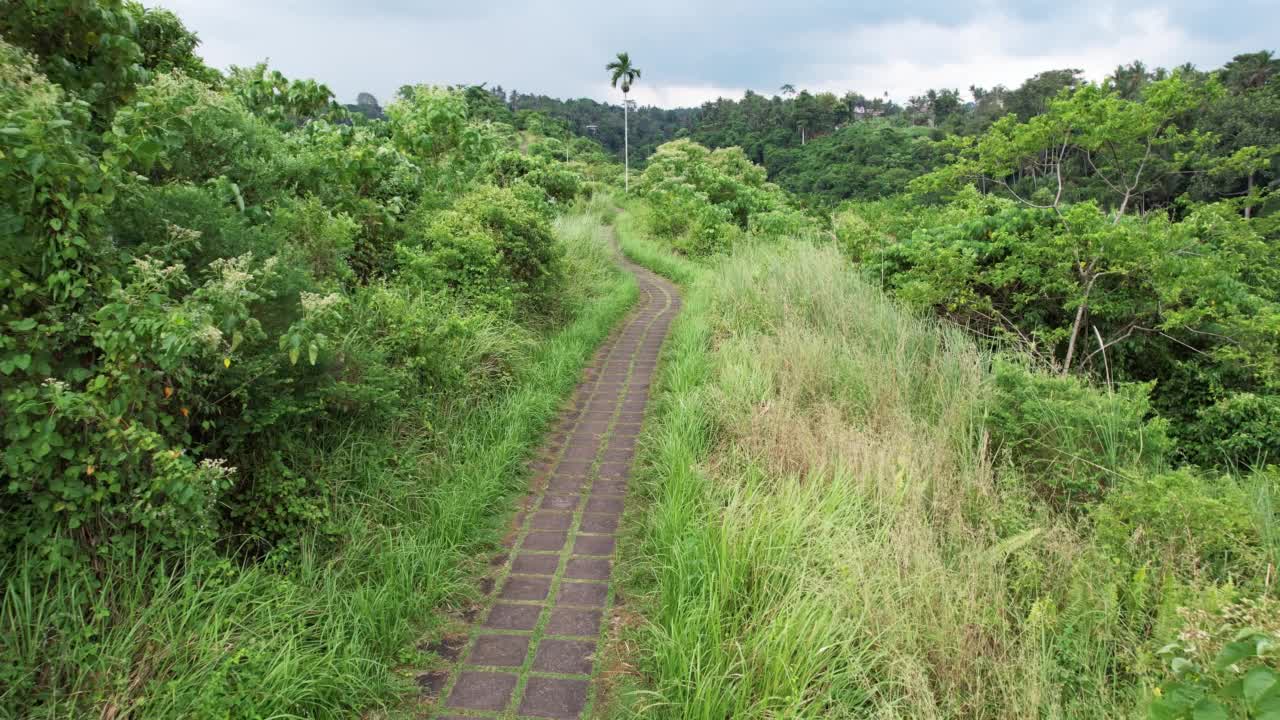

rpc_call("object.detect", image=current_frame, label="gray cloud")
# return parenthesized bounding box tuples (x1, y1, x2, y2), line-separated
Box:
(147, 0, 1278, 107)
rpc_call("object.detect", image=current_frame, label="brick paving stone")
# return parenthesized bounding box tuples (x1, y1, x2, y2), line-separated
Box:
(577, 420, 612, 434)
(565, 557, 612, 580)
(608, 429, 638, 445)
(548, 477, 589, 493)
(540, 494, 579, 510)
(591, 480, 627, 496)
(484, 603, 542, 631)
(545, 606, 602, 636)
(467, 634, 530, 667)
(601, 447, 634, 463)
(445, 671, 517, 711)
(517, 676, 589, 719)
(533, 639, 596, 675)
(521, 531, 567, 551)
(429, 240, 679, 718)
(579, 513, 619, 533)
(512, 553, 560, 575)
(561, 444, 597, 462)
(586, 496, 624, 514)
(556, 459, 593, 477)
(572, 534, 616, 556)
(556, 581, 608, 607)
(530, 511, 573, 531)
(597, 463, 630, 480)
(499, 576, 551, 601)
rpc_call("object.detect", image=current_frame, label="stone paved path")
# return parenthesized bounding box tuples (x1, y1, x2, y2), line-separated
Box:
(433, 228, 680, 719)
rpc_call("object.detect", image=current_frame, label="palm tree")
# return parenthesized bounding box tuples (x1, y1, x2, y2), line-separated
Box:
(779, 83, 796, 97)
(606, 52, 642, 192)
(1222, 51, 1280, 91)
(1108, 60, 1149, 100)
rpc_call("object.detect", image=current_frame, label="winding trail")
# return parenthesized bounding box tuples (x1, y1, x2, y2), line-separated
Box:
(433, 226, 680, 719)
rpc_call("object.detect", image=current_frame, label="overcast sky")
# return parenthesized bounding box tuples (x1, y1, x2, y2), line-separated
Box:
(146, 0, 1278, 108)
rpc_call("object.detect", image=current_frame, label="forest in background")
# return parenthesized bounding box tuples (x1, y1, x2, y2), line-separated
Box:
(431, 55, 1278, 210)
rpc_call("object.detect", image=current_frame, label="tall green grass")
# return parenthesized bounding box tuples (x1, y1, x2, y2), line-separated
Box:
(0, 211, 637, 720)
(614, 202, 703, 285)
(615, 237, 1152, 718)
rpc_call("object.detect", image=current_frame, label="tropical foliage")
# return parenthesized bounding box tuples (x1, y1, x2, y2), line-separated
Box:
(0, 5, 626, 716)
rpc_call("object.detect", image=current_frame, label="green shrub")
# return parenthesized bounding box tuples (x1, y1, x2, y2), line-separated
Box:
(637, 139, 799, 257)
(486, 150, 585, 205)
(988, 359, 1170, 508)
(1184, 392, 1280, 471)
(409, 185, 564, 317)
(108, 71, 284, 194)
(1094, 470, 1264, 582)
(747, 207, 815, 239)
(265, 195, 358, 283)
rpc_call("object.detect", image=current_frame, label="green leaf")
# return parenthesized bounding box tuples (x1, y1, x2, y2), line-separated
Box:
(308, 342, 318, 366)
(1255, 695, 1280, 720)
(1245, 666, 1278, 705)
(1216, 639, 1259, 670)
(1191, 699, 1228, 720)
(288, 347, 300, 365)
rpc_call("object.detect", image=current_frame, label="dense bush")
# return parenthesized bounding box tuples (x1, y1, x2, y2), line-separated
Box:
(0, 24, 598, 571)
(988, 359, 1169, 507)
(838, 172, 1280, 474)
(403, 185, 564, 318)
(636, 139, 816, 256)
(1094, 469, 1266, 582)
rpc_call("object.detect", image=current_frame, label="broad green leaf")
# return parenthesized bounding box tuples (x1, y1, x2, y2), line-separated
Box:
(1245, 666, 1278, 705)
(1216, 640, 1259, 670)
(1191, 699, 1228, 720)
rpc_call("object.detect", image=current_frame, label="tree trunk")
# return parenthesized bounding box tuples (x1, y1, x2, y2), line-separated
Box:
(1246, 170, 1255, 219)
(624, 95, 630, 194)
(1062, 301, 1088, 374)
(1061, 267, 1098, 374)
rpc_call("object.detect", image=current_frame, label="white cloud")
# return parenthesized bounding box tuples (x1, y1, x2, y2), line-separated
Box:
(615, 83, 746, 108)
(145, 0, 1274, 108)
(802, 5, 1236, 102)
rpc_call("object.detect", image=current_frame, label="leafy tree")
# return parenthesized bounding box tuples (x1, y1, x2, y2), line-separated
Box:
(1220, 50, 1280, 92)
(1107, 60, 1157, 100)
(606, 51, 641, 192)
(225, 62, 340, 129)
(0, 0, 146, 121)
(913, 73, 1224, 372)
